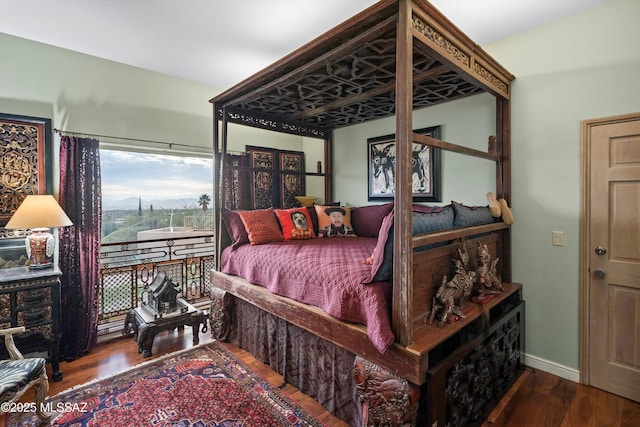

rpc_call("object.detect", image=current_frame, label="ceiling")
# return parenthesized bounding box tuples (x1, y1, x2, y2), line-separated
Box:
(0, 0, 610, 90)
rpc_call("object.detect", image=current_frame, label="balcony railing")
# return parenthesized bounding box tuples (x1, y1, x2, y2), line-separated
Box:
(98, 231, 214, 340)
(184, 214, 214, 230)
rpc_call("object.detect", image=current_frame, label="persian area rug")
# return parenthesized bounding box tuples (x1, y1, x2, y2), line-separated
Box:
(6, 341, 327, 427)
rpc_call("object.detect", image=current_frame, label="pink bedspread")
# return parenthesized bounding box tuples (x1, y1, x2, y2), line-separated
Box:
(220, 237, 394, 353)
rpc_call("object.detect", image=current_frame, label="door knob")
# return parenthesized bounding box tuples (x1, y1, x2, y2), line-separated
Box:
(595, 246, 607, 256)
(594, 269, 606, 278)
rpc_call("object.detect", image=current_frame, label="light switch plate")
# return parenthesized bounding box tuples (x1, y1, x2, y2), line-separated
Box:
(552, 231, 565, 246)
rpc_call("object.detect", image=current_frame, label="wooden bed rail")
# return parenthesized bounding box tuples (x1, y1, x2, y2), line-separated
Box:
(413, 133, 500, 161)
(412, 222, 510, 249)
(210, 268, 522, 388)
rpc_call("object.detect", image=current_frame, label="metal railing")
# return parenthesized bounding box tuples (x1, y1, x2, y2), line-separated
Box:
(98, 232, 214, 339)
(184, 214, 214, 230)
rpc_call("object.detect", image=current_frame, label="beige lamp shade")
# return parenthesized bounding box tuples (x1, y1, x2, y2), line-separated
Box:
(6, 195, 73, 269)
(6, 195, 73, 229)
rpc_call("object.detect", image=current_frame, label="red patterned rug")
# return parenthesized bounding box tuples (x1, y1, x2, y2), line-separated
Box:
(6, 341, 327, 427)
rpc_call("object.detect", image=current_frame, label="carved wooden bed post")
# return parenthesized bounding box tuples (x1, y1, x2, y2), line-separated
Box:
(353, 356, 420, 426)
(209, 286, 234, 341)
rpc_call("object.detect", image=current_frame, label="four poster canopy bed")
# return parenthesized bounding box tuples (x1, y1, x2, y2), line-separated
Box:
(209, 1, 523, 425)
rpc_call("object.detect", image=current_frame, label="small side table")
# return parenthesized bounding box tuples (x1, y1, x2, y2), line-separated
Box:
(123, 299, 207, 357)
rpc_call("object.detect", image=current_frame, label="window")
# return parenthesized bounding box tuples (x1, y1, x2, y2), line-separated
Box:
(100, 150, 213, 243)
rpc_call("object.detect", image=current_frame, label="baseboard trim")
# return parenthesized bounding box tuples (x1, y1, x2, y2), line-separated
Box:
(524, 353, 580, 383)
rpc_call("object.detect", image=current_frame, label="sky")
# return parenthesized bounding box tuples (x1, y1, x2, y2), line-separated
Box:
(100, 150, 213, 210)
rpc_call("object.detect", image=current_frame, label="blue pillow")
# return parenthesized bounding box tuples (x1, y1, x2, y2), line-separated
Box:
(452, 201, 495, 227)
(371, 206, 454, 282)
(414, 206, 454, 234)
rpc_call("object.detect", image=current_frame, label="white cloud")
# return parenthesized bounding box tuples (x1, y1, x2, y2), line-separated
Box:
(100, 150, 213, 204)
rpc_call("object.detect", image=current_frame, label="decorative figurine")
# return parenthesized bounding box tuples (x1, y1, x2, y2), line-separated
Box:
(427, 247, 476, 328)
(475, 242, 503, 295)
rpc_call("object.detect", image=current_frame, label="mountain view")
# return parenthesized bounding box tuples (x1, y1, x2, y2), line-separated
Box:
(102, 196, 204, 211)
(100, 150, 213, 243)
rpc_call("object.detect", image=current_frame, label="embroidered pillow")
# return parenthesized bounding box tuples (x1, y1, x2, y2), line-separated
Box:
(238, 208, 284, 245)
(221, 208, 249, 249)
(315, 205, 356, 237)
(351, 202, 394, 238)
(275, 208, 315, 240)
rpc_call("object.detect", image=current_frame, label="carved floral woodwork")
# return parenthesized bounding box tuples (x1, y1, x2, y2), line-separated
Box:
(0, 114, 52, 227)
(246, 146, 304, 209)
(411, 13, 510, 99)
(209, 286, 234, 341)
(354, 356, 420, 427)
(442, 312, 522, 425)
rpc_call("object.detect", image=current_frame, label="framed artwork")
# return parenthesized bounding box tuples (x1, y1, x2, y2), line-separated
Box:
(0, 113, 53, 229)
(367, 126, 441, 202)
(246, 146, 305, 209)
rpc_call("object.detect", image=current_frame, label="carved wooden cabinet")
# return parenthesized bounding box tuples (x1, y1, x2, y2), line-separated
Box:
(0, 266, 63, 380)
(424, 287, 525, 426)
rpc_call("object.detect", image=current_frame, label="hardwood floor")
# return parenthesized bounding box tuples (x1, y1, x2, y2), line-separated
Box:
(10, 327, 640, 426)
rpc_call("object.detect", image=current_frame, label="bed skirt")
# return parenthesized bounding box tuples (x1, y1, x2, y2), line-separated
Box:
(232, 298, 361, 426)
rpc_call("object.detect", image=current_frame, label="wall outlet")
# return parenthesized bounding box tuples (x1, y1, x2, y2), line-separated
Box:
(552, 231, 565, 246)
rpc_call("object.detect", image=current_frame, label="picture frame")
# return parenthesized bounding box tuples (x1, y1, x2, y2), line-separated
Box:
(0, 113, 53, 229)
(367, 125, 441, 202)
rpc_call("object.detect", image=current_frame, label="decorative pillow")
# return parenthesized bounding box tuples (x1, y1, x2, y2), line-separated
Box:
(351, 202, 394, 237)
(307, 201, 340, 233)
(364, 210, 395, 282)
(238, 208, 284, 245)
(221, 208, 249, 249)
(411, 203, 434, 214)
(414, 205, 454, 234)
(452, 201, 496, 227)
(364, 206, 454, 283)
(275, 208, 315, 240)
(315, 205, 356, 237)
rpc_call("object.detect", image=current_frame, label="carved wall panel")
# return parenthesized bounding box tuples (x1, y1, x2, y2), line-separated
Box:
(0, 113, 52, 227)
(247, 146, 304, 209)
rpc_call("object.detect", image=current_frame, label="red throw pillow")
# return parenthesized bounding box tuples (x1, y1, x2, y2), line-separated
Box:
(315, 205, 356, 237)
(351, 202, 394, 237)
(275, 208, 315, 240)
(238, 208, 283, 245)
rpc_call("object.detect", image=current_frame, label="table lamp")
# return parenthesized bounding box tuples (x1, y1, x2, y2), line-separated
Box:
(5, 195, 73, 269)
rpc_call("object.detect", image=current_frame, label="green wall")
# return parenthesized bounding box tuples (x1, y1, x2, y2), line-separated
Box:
(484, 0, 640, 374)
(333, 92, 497, 207)
(0, 33, 302, 191)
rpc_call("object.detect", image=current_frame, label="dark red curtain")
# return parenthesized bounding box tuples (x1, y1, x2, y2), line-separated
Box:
(58, 136, 101, 360)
